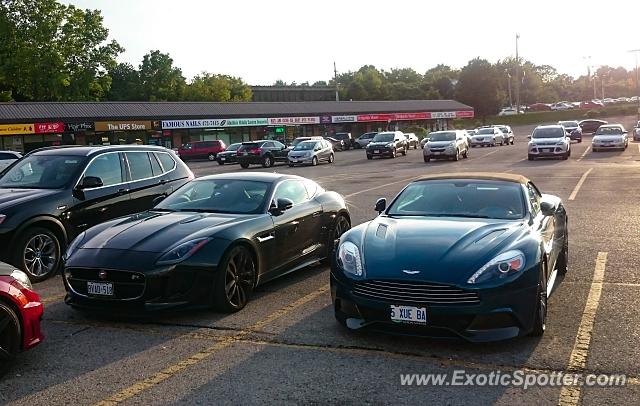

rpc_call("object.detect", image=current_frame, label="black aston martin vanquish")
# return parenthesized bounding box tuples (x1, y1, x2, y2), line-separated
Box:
(63, 172, 350, 313)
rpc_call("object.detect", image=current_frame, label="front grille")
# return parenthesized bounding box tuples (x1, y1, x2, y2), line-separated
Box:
(352, 280, 480, 305)
(429, 148, 445, 152)
(66, 267, 146, 300)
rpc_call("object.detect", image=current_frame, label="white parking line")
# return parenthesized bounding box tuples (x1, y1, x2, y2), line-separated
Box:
(637, 144, 640, 153)
(558, 252, 607, 406)
(576, 147, 590, 162)
(568, 168, 593, 201)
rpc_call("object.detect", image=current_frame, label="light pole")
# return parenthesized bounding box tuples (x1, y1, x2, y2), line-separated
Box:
(515, 34, 520, 114)
(629, 49, 640, 121)
(582, 56, 591, 100)
(507, 72, 513, 107)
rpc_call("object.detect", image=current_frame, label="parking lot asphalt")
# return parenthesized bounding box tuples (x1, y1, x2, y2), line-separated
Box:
(2, 116, 640, 405)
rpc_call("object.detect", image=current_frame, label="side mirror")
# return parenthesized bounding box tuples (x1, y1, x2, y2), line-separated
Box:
(540, 200, 557, 216)
(527, 135, 532, 139)
(270, 198, 294, 215)
(375, 198, 386, 214)
(77, 176, 103, 190)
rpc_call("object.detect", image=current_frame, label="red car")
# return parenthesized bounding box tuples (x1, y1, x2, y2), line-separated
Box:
(580, 100, 605, 109)
(178, 140, 226, 161)
(0, 262, 43, 374)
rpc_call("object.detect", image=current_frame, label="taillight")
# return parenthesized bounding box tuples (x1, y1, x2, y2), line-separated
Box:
(250, 148, 262, 155)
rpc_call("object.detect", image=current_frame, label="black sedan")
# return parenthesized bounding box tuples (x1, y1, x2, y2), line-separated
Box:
(216, 143, 241, 165)
(63, 173, 351, 313)
(579, 119, 607, 134)
(331, 173, 568, 342)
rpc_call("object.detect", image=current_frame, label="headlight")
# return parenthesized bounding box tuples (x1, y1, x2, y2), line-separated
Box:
(64, 231, 86, 260)
(467, 250, 525, 284)
(337, 241, 363, 276)
(387, 143, 394, 147)
(156, 238, 211, 265)
(11, 269, 32, 290)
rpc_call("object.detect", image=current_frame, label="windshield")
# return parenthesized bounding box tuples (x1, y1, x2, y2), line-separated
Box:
(292, 138, 309, 146)
(387, 180, 525, 220)
(334, 133, 349, 140)
(595, 127, 623, 135)
(532, 128, 565, 138)
(0, 154, 84, 189)
(477, 128, 494, 135)
(559, 121, 578, 127)
(293, 141, 317, 151)
(156, 179, 270, 214)
(372, 133, 394, 142)
(226, 143, 241, 151)
(429, 132, 456, 141)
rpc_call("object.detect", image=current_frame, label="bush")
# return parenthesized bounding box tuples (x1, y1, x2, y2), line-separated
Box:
(402, 125, 428, 139)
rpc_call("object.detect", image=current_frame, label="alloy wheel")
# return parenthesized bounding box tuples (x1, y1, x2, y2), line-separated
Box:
(224, 248, 255, 310)
(24, 234, 58, 278)
(0, 303, 20, 368)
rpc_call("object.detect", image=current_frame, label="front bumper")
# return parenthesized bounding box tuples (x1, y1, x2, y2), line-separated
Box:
(528, 145, 568, 156)
(424, 149, 457, 158)
(330, 271, 538, 342)
(366, 147, 394, 157)
(217, 154, 237, 163)
(593, 142, 625, 149)
(470, 139, 495, 146)
(288, 155, 314, 164)
(568, 132, 582, 140)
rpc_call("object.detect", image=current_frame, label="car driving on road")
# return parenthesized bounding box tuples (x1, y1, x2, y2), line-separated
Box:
(528, 125, 571, 160)
(63, 173, 351, 313)
(0, 145, 192, 282)
(592, 124, 629, 151)
(470, 127, 505, 147)
(558, 121, 583, 143)
(330, 173, 568, 342)
(366, 131, 408, 159)
(288, 139, 334, 166)
(423, 130, 469, 162)
(237, 140, 289, 168)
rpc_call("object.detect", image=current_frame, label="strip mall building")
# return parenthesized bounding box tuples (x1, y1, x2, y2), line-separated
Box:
(0, 100, 473, 153)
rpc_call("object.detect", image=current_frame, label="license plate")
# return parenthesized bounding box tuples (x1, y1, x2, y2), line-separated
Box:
(87, 281, 113, 296)
(220, 157, 226, 161)
(390, 305, 427, 324)
(292, 160, 300, 163)
(374, 150, 380, 154)
(542, 148, 552, 152)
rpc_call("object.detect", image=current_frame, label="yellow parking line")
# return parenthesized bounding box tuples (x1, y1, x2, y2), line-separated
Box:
(93, 285, 329, 406)
(576, 147, 590, 162)
(558, 252, 607, 406)
(568, 168, 592, 201)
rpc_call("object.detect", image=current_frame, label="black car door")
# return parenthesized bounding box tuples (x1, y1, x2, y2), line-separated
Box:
(68, 152, 130, 233)
(124, 151, 172, 214)
(271, 141, 288, 161)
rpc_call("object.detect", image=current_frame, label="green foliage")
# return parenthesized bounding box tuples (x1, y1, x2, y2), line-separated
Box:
(184, 73, 252, 102)
(401, 125, 428, 138)
(0, 0, 122, 101)
(138, 50, 185, 101)
(456, 58, 503, 119)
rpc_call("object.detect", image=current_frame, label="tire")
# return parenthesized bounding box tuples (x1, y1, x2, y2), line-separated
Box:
(217, 160, 224, 166)
(401, 147, 407, 156)
(240, 163, 250, 169)
(13, 227, 61, 282)
(562, 152, 569, 160)
(414, 143, 418, 150)
(423, 156, 430, 163)
(557, 231, 569, 276)
(321, 215, 351, 265)
(262, 155, 273, 168)
(288, 163, 294, 167)
(510, 138, 515, 145)
(391, 148, 396, 158)
(328, 153, 334, 163)
(528, 154, 535, 161)
(311, 156, 318, 166)
(212, 245, 256, 313)
(367, 154, 372, 160)
(453, 149, 460, 161)
(208, 153, 216, 161)
(530, 264, 548, 337)
(0, 301, 21, 376)
(592, 147, 598, 152)
(578, 139, 582, 143)
(463, 148, 468, 159)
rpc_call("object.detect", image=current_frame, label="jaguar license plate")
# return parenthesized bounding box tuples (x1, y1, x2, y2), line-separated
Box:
(390, 305, 427, 324)
(87, 281, 113, 296)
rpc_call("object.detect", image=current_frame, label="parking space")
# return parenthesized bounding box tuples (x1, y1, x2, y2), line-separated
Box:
(2, 118, 640, 405)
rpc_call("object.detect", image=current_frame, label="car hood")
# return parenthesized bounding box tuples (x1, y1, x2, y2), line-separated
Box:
(367, 141, 392, 147)
(80, 211, 261, 253)
(0, 188, 63, 210)
(530, 137, 564, 144)
(593, 134, 624, 141)
(358, 216, 524, 283)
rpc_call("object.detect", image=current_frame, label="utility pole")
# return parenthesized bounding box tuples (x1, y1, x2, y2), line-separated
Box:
(593, 70, 597, 99)
(515, 34, 520, 114)
(583, 56, 591, 100)
(507, 73, 513, 107)
(629, 49, 640, 121)
(333, 62, 339, 102)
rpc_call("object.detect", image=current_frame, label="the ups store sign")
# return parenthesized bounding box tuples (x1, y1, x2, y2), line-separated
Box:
(94, 121, 152, 132)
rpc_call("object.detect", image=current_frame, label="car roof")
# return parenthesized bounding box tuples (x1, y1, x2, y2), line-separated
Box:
(414, 172, 530, 185)
(534, 124, 563, 130)
(579, 119, 607, 124)
(195, 172, 305, 183)
(597, 124, 624, 129)
(26, 144, 175, 157)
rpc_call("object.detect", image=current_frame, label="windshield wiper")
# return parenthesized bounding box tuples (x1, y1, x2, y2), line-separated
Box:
(150, 208, 175, 212)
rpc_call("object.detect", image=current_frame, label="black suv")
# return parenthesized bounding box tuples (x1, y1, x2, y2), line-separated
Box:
(366, 131, 408, 159)
(236, 140, 289, 168)
(333, 133, 355, 150)
(0, 145, 193, 281)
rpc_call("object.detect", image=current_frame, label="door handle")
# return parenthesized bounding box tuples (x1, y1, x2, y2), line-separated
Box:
(312, 211, 322, 218)
(290, 221, 300, 226)
(117, 188, 129, 196)
(159, 179, 167, 185)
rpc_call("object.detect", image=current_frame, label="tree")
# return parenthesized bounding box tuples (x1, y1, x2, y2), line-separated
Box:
(424, 65, 458, 99)
(138, 50, 185, 101)
(0, 0, 122, 101)
(107, 63, 140, 100)
(456, 58, 504, 119)
(183, 73, 252, 102)
(312, 80, 328, 87)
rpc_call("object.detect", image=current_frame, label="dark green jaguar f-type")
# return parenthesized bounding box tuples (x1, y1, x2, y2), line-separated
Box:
(330, 173, 568, 342)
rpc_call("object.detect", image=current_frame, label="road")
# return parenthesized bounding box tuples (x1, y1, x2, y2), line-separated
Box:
(2, 117, 640, 405)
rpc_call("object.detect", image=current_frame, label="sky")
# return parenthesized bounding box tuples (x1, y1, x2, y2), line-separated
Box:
(61, 0, 640, 85)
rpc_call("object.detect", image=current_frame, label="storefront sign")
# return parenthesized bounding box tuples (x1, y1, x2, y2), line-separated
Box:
(64, 122, 95, 132)
(95, 121, 152, 131)
(354, 111, 474, 122)
(320, 115, 332, 124)
(162, 118, 268, 129)
(430, 111, 457, 119)
(268, 116, 320, 125)
(34, 122, 65, 134)
(0, 123, 34, 135)
(331, 115, 357, 123)
(455, 111, 475, 118)
(356, 114, 395, 122)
